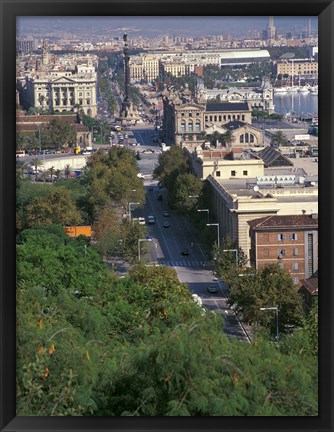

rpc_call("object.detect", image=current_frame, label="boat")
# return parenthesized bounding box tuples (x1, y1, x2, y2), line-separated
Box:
(297, 85, 310, 93)
(273, 86, 289, 93)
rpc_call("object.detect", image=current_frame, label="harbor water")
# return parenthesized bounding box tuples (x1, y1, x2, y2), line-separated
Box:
(274, 92, 318, 117)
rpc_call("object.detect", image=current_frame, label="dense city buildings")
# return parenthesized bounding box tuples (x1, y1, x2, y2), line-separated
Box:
(16, 41, 98, 116)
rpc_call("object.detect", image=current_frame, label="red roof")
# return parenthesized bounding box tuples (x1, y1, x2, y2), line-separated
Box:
(248, 214, 318, 230)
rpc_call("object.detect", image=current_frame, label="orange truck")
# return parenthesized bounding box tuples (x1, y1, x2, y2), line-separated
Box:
(64, 226, 92, 238)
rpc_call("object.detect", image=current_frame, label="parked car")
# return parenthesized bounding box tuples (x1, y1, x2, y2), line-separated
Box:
(163, 211, 170, 217)
(163, 221, 170, 228)
(181, 249, 190, 256)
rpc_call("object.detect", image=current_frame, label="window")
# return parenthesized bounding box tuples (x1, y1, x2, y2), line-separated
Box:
(290, 233, 298, 240)
(218, 115, 222, 121)
(181, 121, 186, 133)
(231, 170, 236, 177)
(240, 135, 244, 143)
(278, 234, 286, 241)
(195, 120, 200, 132)
(216, 171, 221, 177)
(278, 263, 284, 269)
(293, 248, 299, 256)
(209, 116, 213, 121)
(293, 277, 299, 285)
(278, 249, 285, 257)
(214, 115, 217, 121)
(245, 133, 249, 143)
(292, 263, 299, 270)
(188, 121, 193, 132)
(250, 134, 254, 143)
(243, 170, 248, 176)
(189, 113, 192, 117)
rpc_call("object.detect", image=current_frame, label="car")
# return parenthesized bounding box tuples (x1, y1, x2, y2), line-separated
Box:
(207, 284, 218, 294)
(181, 249, 190, 256)
(163, 221, 170, 228)
(147, 215, 155, 224)
(163, 211, 170, 217)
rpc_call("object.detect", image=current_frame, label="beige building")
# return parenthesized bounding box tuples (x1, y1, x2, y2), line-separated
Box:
(274, 59, 318, 77)
(162, 85, 264, 148)
(129, 54, 159, 82)
(187, 146, 265, 180)
(18, 41, 98, 117)
(159, 61, 190, 78)
(207, 170, 318, 262)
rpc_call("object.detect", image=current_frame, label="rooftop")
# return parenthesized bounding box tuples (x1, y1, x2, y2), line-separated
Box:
(248, 214, 318, 230)
(206, 102, 249, 112)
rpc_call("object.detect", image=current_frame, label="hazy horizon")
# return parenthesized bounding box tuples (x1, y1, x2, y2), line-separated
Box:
(17, 16, 318, 39)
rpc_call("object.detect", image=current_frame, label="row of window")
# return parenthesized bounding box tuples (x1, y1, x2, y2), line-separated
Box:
(277, 262, 300, 271)
(205, 114, 246, 122)
(216, 170, 248, 177)
(180, 120, 201, 133)
(278, 233, 298, 241)
(261, 248, 300, 257)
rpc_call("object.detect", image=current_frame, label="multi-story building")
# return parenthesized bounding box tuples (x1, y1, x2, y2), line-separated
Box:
(248, 214, 318, 286)
(206, 169, 318, 263)
(197, 77, 274, 113)
(162, 84, 264, 147)
(17, 41, 98, 117)
(129, 48, 271, 83)
(273, 59, 318, 77)
(129, 53, 160, 82)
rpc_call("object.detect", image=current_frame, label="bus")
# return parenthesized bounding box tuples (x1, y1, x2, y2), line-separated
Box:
(16, 150, 26, 158)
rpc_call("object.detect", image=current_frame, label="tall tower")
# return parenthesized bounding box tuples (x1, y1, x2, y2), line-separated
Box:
(120, 33, 131, 119)
(266, 16, 277, 40)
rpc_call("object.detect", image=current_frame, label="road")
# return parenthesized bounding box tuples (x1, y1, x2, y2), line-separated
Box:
(130, 128, 251, 343)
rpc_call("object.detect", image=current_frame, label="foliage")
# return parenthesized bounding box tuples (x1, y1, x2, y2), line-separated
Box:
(270, 131, 289, 147)
(40, 118, 77, 149)
(227, 264, 304, 337)
(168, 173, 203, 214)
(16, 227, 318, 416)
(212, 237, 248, 279)
(25, 189, 82, 228)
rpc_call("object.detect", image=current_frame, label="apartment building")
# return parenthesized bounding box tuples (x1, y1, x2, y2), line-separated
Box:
(248, 214, 318, 286)
(273, 59, 318, 77)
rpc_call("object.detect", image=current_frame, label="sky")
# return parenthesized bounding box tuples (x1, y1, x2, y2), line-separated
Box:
(17, 16, 318, 39)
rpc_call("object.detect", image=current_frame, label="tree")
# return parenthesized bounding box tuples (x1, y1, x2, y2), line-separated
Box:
(221, 130, 235, 149)
(42, 118, 77, 149)
(227, 264, 304, 337)
(153, 146, 190, 191)
(25, 189, 82, 227)
(212, 237, 248, 280)
(270, 131, 289, 148)
(168, 173, 203, 214)
(30, 158, 44, 181)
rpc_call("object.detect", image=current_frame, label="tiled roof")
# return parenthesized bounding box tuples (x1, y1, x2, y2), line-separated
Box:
(299, 277, 319, 295)
(257, 146, 293, 167)
(206, 102, 249, 112)
(248, 214, 318, 230)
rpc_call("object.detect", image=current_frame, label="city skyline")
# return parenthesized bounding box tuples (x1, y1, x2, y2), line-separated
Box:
(17, 16, 318, 39)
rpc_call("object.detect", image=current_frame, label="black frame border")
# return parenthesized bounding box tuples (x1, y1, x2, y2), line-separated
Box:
(1, 0, 333, 431)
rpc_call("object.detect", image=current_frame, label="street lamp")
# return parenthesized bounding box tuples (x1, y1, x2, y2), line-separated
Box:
(223, 248, 238, 269)
(260, 306, 279, 342)
(138, 238, 153, 261)
(128, 201, 139, 222)
(206, 223, 220, 248)
(198, 208, 209, 223)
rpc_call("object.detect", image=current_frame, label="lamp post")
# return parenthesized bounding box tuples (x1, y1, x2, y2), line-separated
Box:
(260, 306, 279, 342)
(223, 248, 238, 269)
(128, 201, 139, 222)
(198, 208, 209, 223)
(206, 223, 220, 249)
(138, 238, 152, 261)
